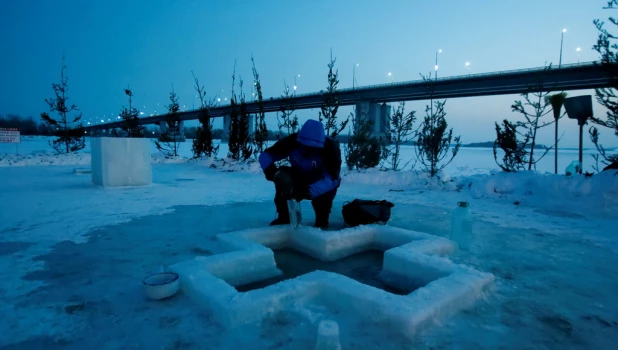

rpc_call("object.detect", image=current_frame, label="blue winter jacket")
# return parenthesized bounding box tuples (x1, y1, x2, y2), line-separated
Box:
(258, 120, 342, 198)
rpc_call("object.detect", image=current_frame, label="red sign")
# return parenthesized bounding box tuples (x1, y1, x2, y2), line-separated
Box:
(0, 128, 20, 143)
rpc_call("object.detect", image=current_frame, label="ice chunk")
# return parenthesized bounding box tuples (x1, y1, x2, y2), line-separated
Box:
(169, 259, 238, 321)
(315, 319, 341, 350)
(381, 244, 456, 290)
(291, 226, 375, 261)
(91, 137, 151, 187)
(233, 225, 290, 250)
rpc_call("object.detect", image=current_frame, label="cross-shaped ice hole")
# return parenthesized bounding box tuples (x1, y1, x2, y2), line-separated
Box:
(170, 225, 494, 340)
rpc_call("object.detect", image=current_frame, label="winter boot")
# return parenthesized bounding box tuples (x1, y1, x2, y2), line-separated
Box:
(311, 190, 336, 230)
(313, 210, 330, 230)
(270, 197, 291, 226)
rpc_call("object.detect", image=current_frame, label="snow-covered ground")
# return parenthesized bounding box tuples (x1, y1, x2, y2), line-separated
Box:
(1, 135, 610, 174)
(0, 137, 617, 349)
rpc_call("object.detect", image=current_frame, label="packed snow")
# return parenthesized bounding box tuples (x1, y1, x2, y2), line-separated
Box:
(0, 136, 617, 349)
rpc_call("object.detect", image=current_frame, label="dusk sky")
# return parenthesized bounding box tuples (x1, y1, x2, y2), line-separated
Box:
(1, 0, 617, 148)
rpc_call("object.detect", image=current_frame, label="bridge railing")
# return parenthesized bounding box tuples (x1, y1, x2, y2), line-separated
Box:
(288, 60, 601, 98)
(87, 60, 603, 128)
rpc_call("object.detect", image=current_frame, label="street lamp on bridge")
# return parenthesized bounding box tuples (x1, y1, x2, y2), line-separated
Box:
(559, 28, 567, 67)
(293, 74, 300, 94)
(576, 47, 581, 64)
(435, 49, 442, 79)
(353, 63, 359, 88)
(465, 62, 471, 75)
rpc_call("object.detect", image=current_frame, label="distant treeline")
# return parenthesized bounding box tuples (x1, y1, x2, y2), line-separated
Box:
(1, 114, 362, 142)
(1, 114, 295, 141)
(462, 141, 548, 149)
(5, 114, 549, 148)
(0, 114, 57, 135)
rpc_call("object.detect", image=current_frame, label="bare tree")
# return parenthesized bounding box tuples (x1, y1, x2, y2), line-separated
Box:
(511, 83, 556, 170)
(589, 127, 618, 171)
(590, 0, 618, 170)
(40, 56, 85, 154)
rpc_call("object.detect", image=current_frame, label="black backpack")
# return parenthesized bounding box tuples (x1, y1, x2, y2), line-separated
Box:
(342, 199, 395, 227)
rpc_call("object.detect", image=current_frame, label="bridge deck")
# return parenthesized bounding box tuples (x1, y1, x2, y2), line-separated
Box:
(85, 61, 618, 131)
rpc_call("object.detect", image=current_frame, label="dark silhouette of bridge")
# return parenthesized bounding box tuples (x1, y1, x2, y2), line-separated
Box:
(84, 61, 617, 132)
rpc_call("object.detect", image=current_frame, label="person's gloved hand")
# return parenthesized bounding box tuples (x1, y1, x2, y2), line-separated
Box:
(291, 185, 312, 202)
(264, 164, 278, 181)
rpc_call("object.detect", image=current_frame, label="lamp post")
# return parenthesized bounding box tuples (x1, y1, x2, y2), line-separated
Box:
(465, 62, 471, 75)
(388, 72, 393, 82)
(435, 49, 442, 79)
(559, 28, 567, 67)
(576, 47, 581, 64)
(353, 63, 359, 88)
(293, 74, 300, 94)
(564, 95, 594, 172)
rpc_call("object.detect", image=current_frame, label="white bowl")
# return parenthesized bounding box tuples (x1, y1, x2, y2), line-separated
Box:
(143, 272, 180, 300)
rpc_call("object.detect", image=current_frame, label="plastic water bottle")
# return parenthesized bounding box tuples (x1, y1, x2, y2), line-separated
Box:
(287, 199, 302, 228)
(450, 201, 473, 250)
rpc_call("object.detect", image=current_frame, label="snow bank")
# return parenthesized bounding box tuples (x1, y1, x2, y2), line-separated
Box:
(342, 167, 618, 213)
(462, 170, 618, 210)
(0, 150, 264, 174)
(342, 168, 459, 191)
(0, 151, 91, 167)
(190, 157, 263, 173)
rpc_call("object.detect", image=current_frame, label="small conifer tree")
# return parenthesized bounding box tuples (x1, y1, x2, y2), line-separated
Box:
(318, 49, 348, 138)
(344, 111, 384, 170)
(155, 87, 182, 157)
(40, 56, 85, 154)
(226, 62, 253, 161)
(493, 119, 530, 172)
(414, 100, 461, 177)
(119, 87, 145, 138)
(276, 81, 299, 139)
(385, 102, 417, 171)
(251, 56, 268, 157)
(191, 71, 218, 158)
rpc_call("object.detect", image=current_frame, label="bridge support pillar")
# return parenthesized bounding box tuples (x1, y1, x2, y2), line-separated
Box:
(355, 101, 390, 138)
(221, 114, 255, 141)
(158, 121, 186, 142)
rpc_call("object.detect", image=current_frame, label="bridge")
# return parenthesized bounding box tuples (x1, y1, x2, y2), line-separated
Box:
(84, 61, 617, 132)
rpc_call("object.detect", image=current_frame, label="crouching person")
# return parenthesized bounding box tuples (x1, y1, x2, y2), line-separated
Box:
(258, 119, 342, 229)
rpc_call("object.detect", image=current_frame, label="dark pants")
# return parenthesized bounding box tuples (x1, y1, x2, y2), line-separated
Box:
(273, 166, 337, 227)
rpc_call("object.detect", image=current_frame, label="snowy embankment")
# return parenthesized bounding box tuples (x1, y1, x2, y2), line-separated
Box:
(345, 168, 618, 216)
(2, 136, 617, 217)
